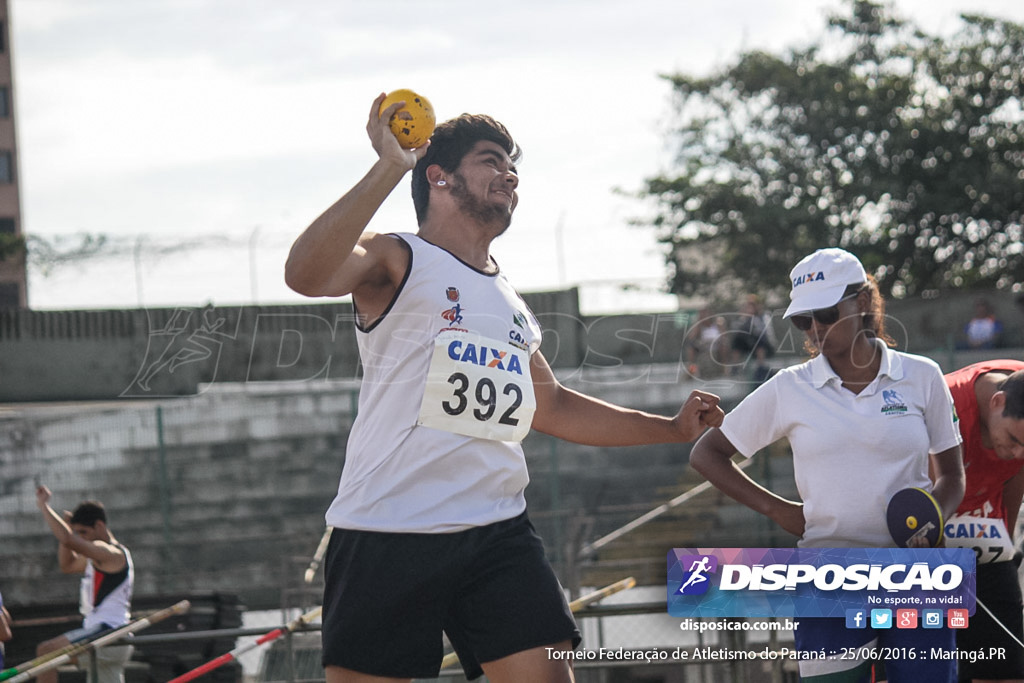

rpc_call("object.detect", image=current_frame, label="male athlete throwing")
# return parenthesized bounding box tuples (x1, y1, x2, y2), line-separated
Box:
(285, 94, 724, 682)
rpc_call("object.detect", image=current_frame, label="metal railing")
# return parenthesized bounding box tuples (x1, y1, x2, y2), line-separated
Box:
(103, 602, 800, 683)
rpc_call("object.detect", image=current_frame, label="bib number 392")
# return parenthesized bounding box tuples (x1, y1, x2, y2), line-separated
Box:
(418, 331, 535, 442)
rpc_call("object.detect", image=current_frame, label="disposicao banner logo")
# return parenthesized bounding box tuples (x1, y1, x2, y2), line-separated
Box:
(668, 548, 976, 618)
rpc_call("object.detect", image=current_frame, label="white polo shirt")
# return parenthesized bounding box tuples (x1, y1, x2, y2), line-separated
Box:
(721, 341, 961, 548)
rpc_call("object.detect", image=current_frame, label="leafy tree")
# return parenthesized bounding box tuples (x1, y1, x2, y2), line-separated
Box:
(0, 232, 25, 262)
(638, 0, 1024, 302)
(25, 233, 111, 275)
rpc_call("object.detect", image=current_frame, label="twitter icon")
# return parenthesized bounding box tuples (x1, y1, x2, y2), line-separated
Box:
(871, 609, 893, 629)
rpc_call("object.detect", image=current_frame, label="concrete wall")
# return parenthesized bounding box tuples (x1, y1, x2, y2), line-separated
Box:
(535, 288, 1024, 375)
(3, 287, 1020, 402)
(0, 289, 582, 401)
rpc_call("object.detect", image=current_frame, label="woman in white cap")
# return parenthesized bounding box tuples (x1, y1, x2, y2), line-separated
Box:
(690, 247, 964, 683)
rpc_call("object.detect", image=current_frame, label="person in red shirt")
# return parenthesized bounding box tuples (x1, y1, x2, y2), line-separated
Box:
(943, 360, 1024, 683)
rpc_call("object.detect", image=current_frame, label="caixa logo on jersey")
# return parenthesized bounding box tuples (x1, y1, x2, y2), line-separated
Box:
(668, 548, 976, 618)
(446, 339, 525, 375)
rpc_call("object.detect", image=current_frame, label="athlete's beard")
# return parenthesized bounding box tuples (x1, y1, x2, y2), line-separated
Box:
(449, 172, 513, 235)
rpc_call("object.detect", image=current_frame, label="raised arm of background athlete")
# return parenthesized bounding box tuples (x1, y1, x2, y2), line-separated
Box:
(285, 93, 426, 307)
(35, 486, 126, 574)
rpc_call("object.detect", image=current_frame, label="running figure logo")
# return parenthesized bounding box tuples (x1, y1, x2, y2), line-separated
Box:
(122, 305, 236, 397)
(442, 303, 464, 326)
(883, 389, 903, 404)
(676, 554, 718, 595)
(881, 389, 909, 415)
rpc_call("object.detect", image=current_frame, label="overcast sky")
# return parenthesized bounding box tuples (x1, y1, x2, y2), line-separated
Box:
(11, 0, 1024, 313)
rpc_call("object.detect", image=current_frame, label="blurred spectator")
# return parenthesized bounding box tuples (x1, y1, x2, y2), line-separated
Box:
(963, 297, 1003, 350)
(685, 307, 726, 377)
(729, 293, 777, 383)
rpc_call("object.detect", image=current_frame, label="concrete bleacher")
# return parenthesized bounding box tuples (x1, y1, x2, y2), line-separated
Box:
(0, 381, 360, 611)
(573, 439, 801, 590)
(0, 358, 758, 614)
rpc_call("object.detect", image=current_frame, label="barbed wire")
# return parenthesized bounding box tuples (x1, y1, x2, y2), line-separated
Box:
(23, 231, 293, 276)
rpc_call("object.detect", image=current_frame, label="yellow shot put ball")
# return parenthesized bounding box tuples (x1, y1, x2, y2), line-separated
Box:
(379, 89, 436, 149)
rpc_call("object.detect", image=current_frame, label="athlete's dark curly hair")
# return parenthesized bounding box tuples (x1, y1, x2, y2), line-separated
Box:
(69, 500, 107, 527)
(411, 114, 521, 225)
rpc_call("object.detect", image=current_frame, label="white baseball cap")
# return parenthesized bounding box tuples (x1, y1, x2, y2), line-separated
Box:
(783, 248, 867, 319)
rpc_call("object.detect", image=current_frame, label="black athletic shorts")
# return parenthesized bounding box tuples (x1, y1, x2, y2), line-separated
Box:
(956, 559, 1024, 681)
(320, 511, 581, 680)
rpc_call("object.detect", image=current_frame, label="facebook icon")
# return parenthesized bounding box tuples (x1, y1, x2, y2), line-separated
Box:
(846, 609, 867, 629)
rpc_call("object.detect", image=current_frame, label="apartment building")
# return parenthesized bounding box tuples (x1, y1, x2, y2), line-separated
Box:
(0, 0, 25, 308)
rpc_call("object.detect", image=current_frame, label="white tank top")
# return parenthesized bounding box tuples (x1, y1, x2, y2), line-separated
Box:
(80, 544, 134, 629)
(325, 234, 543, 533)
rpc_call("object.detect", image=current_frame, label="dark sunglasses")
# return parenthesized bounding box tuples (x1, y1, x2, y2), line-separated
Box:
(790, 290, 864, 331)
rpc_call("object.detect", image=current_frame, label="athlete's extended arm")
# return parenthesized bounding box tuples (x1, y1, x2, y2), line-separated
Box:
(529, 351, 723, 445)
(56, 510, 86, 574)
(690, 428, 806, 538)
(285, 93, 427, 299)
